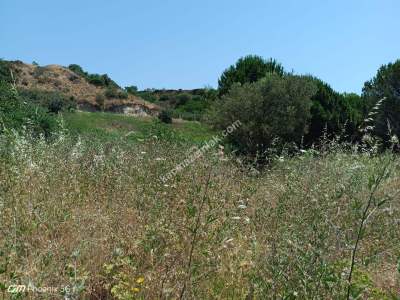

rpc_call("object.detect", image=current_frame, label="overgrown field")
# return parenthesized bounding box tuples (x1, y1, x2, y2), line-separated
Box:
(0, 128, 399, 299)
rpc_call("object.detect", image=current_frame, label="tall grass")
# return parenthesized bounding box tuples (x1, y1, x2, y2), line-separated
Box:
(0, 130, 399, 299)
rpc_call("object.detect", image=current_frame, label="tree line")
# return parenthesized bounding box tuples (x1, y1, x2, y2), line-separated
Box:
(210, 55, 400, 156)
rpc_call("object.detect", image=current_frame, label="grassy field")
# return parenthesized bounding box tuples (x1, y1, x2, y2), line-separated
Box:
(0, 113, 399, 299)
(63, 111, 215, 144)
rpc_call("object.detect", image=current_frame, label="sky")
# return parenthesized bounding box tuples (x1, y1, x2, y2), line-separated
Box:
(1, 0, 399, 94)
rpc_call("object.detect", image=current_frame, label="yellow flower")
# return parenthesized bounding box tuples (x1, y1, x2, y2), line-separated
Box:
(132, 287, 140, 293)
(136, 277, 145, 284)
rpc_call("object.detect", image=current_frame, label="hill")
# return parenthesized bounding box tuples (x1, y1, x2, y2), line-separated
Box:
(5, 60, 160, 116)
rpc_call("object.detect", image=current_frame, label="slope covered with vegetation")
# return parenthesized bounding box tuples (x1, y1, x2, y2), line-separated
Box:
(0, 60, 160, 115)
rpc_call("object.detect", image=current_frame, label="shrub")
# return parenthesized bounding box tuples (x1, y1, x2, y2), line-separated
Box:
(68, 64, 87, 77)
(218, 55, 285, 96)
(210, 73, 317, 157)
(95, 94, 105, 111)
(68, 64, 120, 89)
(0, 59, 12, 83)
(125, 85, 138, 95)
(158, 110, 172, 124)
(137, 90, 157, 103)
(0, 82, 58, 137)
(159, 95, 170, 102)
(19, 89, 77, 113)
(176, 93, 191, 106)
(104, 88, 128, 99)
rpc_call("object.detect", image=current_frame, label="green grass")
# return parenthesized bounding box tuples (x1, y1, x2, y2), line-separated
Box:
(62, 111, 215, 144)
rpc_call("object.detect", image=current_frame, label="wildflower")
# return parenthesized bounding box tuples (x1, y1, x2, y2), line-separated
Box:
(132, 287, 140, 293)
(232, 216, 241, 220)
(136, 277, 144, 284)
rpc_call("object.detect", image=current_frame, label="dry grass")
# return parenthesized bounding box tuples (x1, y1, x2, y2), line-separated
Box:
(0, 132, 399, 299)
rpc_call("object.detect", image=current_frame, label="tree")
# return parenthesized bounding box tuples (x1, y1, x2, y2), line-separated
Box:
(211, 73, 317, 157)
(304, 77, 363, 144)
(362, 60, 400, 143)
(218, 55, 285, 96)
(125, 85, 138, 95)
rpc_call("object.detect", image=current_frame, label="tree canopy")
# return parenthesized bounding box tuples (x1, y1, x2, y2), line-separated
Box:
(218, 55, 285, 96)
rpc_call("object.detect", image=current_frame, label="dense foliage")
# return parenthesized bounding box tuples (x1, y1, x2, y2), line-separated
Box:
(18, 89, 77, 113)
(0, 82, 58, 136)
(213, 55, 378, 153)
(211, 74, 317, 156)
(362, 60, 400, 144)
(68, 64, 120, 89)
(104, 87, 128, 99)
(305, 78, 364, 145)
(137, 88, 217, 121)
(158, 109, 172, 123)
(218, 55, 285, 96)
(125, 85, 138, 95)
(0, 59, 12, 83)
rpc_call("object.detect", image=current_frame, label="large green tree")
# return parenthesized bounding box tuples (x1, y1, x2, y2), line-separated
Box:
(362, 60, 400, 143)
(304, 77, 364, 144)
(211, 73, 317, 156)
(218, 55, 285, 96)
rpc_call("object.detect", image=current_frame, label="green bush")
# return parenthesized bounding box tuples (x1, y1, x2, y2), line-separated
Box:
(0, 59, 12, 83)
(68, 64, 86, 77)
(18, 89, 77, 113)
(158, 110, 172, 124)
(95, 94, 105, 111)
(210, 74, 317, 157)
(0, 82, 58, 137)
(125, 85, 138, 95)
(136, 90, 157, 103)
(68, 64, 120, 89)
(176, 93, 191, 106)
(159, 94, 170, 102)
(104, 88, 128, 99)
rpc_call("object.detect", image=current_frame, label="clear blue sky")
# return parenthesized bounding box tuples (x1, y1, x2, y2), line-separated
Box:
(1, 0, 399, 93)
